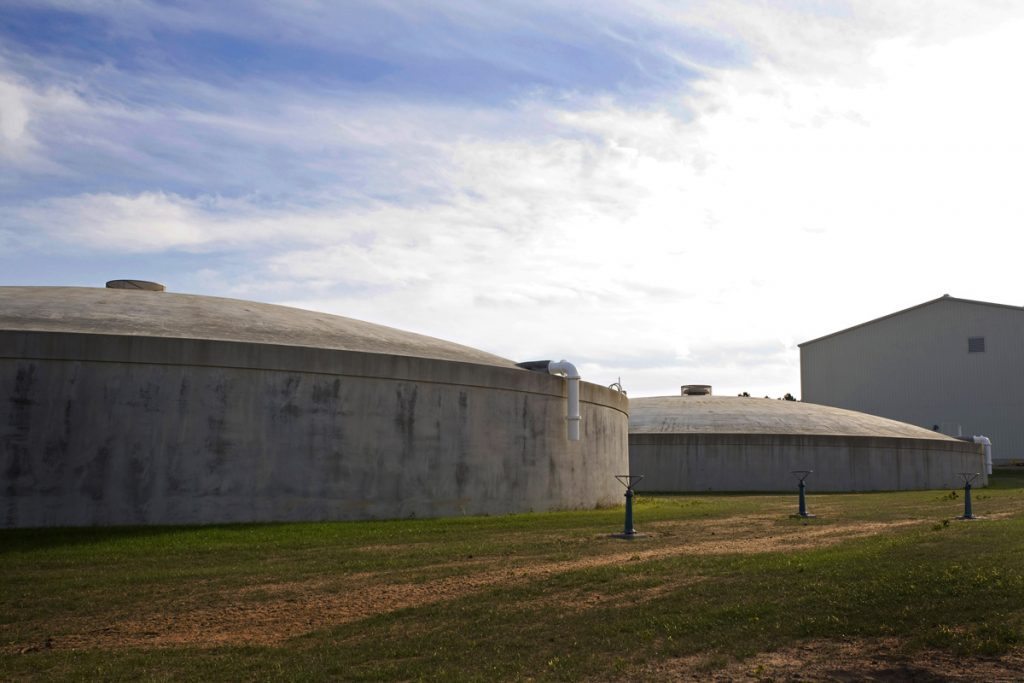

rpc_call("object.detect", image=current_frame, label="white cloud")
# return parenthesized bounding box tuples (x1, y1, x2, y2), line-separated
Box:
(0, 78, 31, 143)
(19, 192, 217, 251)
(0, 73, 63, 170)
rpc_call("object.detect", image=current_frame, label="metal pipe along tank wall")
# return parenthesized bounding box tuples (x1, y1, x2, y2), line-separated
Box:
(1, 331, 629, 528)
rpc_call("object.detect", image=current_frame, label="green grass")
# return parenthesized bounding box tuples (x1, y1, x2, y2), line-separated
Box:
(3, 469, 1024, 681)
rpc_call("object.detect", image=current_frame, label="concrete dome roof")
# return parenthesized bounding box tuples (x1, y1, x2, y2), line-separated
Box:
(629, 395, 960, 440)
(0, 286, 517, 368)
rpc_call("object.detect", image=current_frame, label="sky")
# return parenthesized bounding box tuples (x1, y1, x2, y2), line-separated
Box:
(2, 1, 1023, 399)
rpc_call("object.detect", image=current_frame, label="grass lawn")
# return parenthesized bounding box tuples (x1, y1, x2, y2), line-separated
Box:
(3, 469, 1024, 681)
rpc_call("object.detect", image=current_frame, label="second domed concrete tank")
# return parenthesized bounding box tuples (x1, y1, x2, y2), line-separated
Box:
(629, 396, 985, 492)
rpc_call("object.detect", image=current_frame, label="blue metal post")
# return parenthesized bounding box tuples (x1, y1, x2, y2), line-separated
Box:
(623, 486, 636, 535)
(957, 472, 979, 520)
(613, 474, 644, 538)
(790, 470, 815, 518)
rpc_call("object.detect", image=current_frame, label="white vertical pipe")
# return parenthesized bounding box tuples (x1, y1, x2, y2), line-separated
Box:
(547, 360, 581, 441)
(973, 435, 993, 475)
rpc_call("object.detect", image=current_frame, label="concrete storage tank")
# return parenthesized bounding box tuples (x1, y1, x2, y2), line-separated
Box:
(1, 285, 628, 528)
(629, 394, 986, 492)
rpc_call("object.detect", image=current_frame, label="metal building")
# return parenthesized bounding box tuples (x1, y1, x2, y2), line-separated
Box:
(800, 295, 1024, 463)
(1, 285, 628, 528)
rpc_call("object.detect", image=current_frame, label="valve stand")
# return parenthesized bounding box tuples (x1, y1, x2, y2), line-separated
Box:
(790, 470, 816, 519)
(956, 472, 980, 520)
(611, 474, 646, 539)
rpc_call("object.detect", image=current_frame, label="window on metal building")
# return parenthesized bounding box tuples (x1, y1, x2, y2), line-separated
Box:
(968, 336, 985, 353)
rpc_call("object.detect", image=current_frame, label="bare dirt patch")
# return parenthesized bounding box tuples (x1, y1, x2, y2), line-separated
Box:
(511, 574, 708, 616)
(10, 516, 926, 652)
(648, 515, 922, 556)
(634, 637, 1024, 682)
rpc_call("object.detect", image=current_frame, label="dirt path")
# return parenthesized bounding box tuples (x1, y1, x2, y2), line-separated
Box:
(14, 515, 929, 652)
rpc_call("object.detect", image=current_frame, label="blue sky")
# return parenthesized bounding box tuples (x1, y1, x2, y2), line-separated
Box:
(3, 1, 1024, 397)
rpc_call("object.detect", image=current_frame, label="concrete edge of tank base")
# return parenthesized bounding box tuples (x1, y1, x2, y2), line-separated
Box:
(1, 330, 628, 414)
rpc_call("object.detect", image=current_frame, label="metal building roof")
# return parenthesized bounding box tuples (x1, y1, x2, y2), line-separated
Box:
(798, 295, 1024, 348)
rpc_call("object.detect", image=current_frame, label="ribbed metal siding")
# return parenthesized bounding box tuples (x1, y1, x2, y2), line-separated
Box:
(801, 300, 1024, 460)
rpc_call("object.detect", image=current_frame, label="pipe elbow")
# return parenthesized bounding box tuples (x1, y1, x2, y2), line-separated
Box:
(547, 360, 580, 380)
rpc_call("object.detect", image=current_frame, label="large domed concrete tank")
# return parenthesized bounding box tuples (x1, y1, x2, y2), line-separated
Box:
(0, 286, 628, 527)
(629, 396, 985, 492)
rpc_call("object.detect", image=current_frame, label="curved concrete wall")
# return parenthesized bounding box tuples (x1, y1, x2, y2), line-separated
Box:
(630, 433, 986, 492)
(2, 331, 628, 527)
